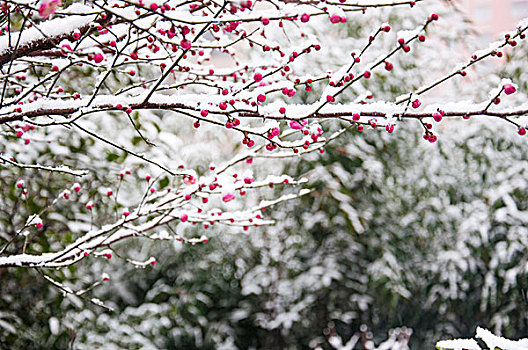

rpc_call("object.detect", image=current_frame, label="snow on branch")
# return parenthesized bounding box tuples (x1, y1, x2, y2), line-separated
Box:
(0, 154, 88, 176)
(0, 171, 309, 268)
(0, 4, 102, 65)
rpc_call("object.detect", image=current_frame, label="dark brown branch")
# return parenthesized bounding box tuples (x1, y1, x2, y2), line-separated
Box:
(0, 13, 113, 67)
(2, 99, 528, 126)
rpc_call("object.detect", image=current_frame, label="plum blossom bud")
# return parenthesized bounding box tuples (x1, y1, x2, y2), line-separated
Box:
(33, 216, 44, 229)
(289, 121, 303, 130)
(181, 39, 191, 50)
(330, 15, 345, 24)
(222, 193, 235, 202)
(244, 177, 254, 184)
(504, 84, 517, 95)
(73, 183, 81, 193)
(93, 53, 104, 64)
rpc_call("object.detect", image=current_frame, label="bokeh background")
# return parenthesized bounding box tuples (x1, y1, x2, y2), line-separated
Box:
(1, 0, 528, 349)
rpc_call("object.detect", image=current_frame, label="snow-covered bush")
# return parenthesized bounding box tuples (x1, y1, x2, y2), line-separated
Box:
(1, 0, 528, 348)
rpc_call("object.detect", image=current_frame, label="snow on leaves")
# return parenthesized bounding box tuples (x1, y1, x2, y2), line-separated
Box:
(436, 327, 528, 350)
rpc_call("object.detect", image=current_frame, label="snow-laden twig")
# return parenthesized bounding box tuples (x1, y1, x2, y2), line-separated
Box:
(396, 17, 528, 104)
(0, 154, 88, 176)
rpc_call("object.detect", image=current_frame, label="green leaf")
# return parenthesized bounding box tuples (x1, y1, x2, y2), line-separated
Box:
(131, 136, 142, 146)
(106, 152, 119, 162)
(159, 176, 170, 189)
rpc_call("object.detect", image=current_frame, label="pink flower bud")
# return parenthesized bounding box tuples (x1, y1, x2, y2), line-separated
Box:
(222, 193, 235, 202)
(180, 39, 191, 50)
(289, 120, 303, 130)
(329, 15, 341, 24)
(504, 84, 517, 95)
(244, 177, 254, 184)
(93, 53, 104, 64)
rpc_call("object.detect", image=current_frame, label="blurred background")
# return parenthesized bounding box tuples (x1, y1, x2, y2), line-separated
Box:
(462, 0, 528, 46)
(1, 0, 528, 349)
